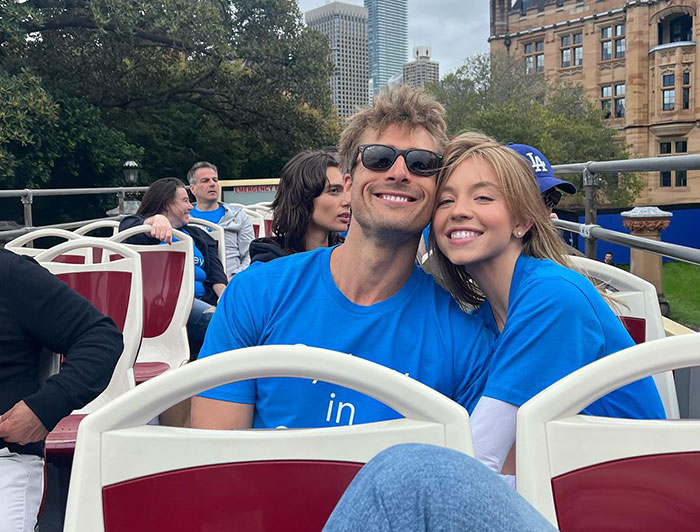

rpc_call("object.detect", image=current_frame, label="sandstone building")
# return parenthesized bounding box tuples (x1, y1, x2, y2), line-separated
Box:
(490, 0, 699, 204)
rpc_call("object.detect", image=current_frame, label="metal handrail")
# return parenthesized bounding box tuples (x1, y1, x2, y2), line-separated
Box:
(0, 185, 147, 229)
(0, 216, 125, 240)
(551, 153, 700, 258)
(553, 153, 700, 175)
(552, 219, 700, 266)
(0, 186, 149, 199)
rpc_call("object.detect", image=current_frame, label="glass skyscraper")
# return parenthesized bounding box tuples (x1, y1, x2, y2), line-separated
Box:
(364, 0, 408, 95)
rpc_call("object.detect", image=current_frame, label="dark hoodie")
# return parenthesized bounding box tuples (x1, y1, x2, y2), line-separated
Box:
(249, 237, 291, 264)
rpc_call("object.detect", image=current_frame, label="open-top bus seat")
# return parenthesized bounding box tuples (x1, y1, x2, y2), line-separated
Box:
(74, 220, 120, 237)
(517, 333, 700, 532)
(64, 345, 474, 532)
(35, 239, 143, 455)
(5, 228, 83, 262)
(245, 202, 274, 236)
(187, 216, 227, 268)
(568, 255, 679, 419)
(243, 208, 267, 239)
(110, 226, 194, 382)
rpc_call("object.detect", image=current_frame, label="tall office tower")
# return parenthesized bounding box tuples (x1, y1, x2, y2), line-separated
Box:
(403, 46, 440, 89)
(306, 2, 369, 119)
(365, 0, 408, 95)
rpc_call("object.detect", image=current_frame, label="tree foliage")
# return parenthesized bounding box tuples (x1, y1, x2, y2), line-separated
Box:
(428, 53, 642, 206)
(0, 0, 340, 219)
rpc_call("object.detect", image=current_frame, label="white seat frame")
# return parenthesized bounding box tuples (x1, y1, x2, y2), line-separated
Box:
(35, 238, 143, 413)
(74, 220, 121, 237)
(517, 333, 700, 527)
(64, 344, 473, 531)
(187, 217, 227, 268)
(5, 228, 83, 258)
(110, 226, 194, 370)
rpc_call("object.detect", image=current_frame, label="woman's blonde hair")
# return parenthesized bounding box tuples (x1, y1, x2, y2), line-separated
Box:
(429, 132, 572, 308)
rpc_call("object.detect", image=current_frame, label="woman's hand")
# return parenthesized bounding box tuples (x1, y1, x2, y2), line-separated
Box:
(144, 214, 173, 244)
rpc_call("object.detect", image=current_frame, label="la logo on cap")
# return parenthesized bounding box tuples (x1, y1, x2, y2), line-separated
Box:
(525, 152, 548, 173)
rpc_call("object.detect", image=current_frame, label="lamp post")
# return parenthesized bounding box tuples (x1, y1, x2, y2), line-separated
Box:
(122, 160, 140, 185)
(120, 161, 140, 215)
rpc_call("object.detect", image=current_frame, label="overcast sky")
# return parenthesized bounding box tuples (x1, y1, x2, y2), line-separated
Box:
(296, 0, 491, 77)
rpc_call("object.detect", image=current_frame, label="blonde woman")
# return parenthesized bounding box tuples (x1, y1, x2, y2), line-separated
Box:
(430, 132, 665, 481)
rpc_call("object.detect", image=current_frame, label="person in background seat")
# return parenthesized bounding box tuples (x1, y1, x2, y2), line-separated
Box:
(119, 177, 227, 359)
(188, 161, 255, 278)
(250, 149, 350, 263)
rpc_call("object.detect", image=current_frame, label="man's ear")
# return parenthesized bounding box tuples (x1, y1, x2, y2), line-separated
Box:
(189, 183, 196, 194)
(343, 172, 353, 195)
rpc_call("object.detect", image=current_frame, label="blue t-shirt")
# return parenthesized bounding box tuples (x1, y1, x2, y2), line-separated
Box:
(198, 246, 494, 428)
(191, 205, 225, 225)
(177, 228, 206, 298)
(476, 254, 665, 419)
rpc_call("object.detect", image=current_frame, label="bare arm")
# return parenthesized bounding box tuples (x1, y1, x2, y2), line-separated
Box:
(191, 396, 254, 429)
(213, 283, 226, 299)
(143, 214, 173, 243)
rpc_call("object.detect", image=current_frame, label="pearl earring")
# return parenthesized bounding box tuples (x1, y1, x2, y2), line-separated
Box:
(517, 231, 523, 237)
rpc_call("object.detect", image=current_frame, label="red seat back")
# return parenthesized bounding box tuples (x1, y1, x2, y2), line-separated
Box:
(57, 271, 131, 332)
(102, 460, 363, 532)
(139, 251, 186, 338)
(620, 316, 646, 344)
(552, 451, 700, 532)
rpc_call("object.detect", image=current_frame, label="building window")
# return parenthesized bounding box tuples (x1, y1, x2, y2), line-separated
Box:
(659, 139, 688, 187)
(615, 24, 626, 58)
(601, 24, 625, 61)
(658, 14, 693, 45)
(601, 84, 625, 118)
(663, 90, 675, 111)
(614, 84, 625, 118)
(682, 71, 691, 109)
(560, 32, 582, 68)
(601, 85, 612, 118)
(524, 40, 544, 74)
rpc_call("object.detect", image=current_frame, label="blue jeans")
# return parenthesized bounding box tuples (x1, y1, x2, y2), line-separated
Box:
(187, 298, 214, 360)
(323, 444, 557, 532)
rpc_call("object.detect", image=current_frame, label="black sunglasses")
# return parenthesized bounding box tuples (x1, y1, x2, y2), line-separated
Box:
(542, 188, 562, 209)
(357, 144, 442, 177)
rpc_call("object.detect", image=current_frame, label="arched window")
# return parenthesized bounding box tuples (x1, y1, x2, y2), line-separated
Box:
(658, 14, 693, 45)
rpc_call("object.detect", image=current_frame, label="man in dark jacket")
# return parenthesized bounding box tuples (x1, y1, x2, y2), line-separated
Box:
(0, 249, 123, 531)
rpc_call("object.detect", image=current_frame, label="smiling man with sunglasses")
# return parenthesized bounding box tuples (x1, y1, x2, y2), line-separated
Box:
(192, 86, 494, 431)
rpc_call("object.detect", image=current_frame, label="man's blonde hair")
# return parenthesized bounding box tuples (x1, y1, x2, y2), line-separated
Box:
(338, 86, 448, 176)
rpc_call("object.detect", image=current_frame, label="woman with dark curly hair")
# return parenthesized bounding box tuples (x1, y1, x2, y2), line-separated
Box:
(250, 149, 350, 262)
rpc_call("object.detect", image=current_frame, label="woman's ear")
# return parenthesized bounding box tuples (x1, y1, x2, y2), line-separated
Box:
(513, 220, 533, 239)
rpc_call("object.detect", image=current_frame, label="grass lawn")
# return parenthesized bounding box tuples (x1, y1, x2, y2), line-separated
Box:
(663, 261, 700, 330)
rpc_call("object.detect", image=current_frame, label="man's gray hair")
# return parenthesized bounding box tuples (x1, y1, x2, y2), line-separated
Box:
(187, 161, 218, 185)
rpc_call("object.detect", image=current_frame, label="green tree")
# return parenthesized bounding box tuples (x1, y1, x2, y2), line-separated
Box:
(429, 53, 642, 206)
(0, 0, 341, 222)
